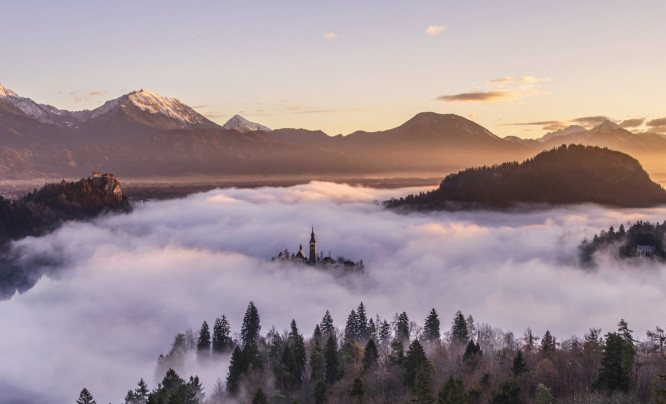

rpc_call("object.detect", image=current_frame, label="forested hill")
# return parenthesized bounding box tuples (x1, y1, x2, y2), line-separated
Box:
(385, 145, 666, 209)
(0, 174, 129, 244)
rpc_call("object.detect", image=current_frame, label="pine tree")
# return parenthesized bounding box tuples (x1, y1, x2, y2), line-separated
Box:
(363, 339, 379, 371)
(523, 328, 539, 354)
(251, 387, 268, 404)
(313, 323, 323, 339)
(424, 308, 441, 342)
(465, 315, 476, 340)
(490, 379, 524, 404)
(357, 302, 369, 340)
(240, 301, 261, 346)
(412, 366, 435, 404)
(350, 377, 365, 403)
(462, 340, 482, 369)
(124, 390, 137, 404)
(534, 383, 556, 404)
(126, 379, 149, 404)
(226, 346, 246, 395)
(212, 315, 233, 354)
(135, 379, 149, 399)
(511, 350, 528, 377)
(320, 310, 335, 335)
(197, 320, 211, 357)
(324, 335, 341, 384)
(540, 330, 556, 354)
(437, 375, 467, 404)
(345, 310, 360, 342)
(390, 338, 405, 365)
(188, 375, 205, 403)
(379, 320, 392, 345)
(76, 388, 97, 404)
(311, 339, 326, 381)
(396, 312, 410, 342)
(451, 311, 469, 346)
(592, 332, 632, 392)
(279, 344, 297, 391)
(314, 379, 327, 404)
(405, 339, 430, 388)
(288, 319, 306, 385)
(368, 318, 377, 342)
(617, 319, 636, 373)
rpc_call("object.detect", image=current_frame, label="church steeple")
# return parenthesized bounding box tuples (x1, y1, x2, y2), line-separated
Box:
(309, 226, 317, 264)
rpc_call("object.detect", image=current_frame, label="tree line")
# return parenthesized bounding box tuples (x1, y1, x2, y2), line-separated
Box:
(580, 220, 666, 265)
(76, 301, 666, 403)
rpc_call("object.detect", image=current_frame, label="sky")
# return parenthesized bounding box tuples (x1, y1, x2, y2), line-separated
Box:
(2, 182, 666, 402)
(2, 0, 666, 137)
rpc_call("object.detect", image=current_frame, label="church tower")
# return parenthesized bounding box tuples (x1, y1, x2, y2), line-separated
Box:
(309, 226, 317, 264)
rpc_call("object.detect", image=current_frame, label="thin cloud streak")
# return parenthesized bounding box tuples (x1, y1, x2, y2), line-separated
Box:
(437, 91, 547, 103)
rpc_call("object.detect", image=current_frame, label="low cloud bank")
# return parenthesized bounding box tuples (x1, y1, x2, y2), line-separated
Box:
(1, 181, 665, 403)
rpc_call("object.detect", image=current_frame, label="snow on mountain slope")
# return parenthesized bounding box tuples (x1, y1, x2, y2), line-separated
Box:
(223, 114, 272, 133)
(124, 89, 212, 126)
(0, 84, 214, 128)
(0, 83, 85, 125)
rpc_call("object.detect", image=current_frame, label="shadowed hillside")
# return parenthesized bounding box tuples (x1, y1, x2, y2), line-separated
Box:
(386, 145, 666, 209)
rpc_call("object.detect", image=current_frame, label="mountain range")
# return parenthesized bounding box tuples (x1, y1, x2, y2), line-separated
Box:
(0, 83, 664, 180)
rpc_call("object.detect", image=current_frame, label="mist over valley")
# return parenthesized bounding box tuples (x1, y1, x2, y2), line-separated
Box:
(2, 182, 666, 402)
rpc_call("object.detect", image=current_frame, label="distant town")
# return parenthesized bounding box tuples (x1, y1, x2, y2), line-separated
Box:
(271, 227, 364, 272)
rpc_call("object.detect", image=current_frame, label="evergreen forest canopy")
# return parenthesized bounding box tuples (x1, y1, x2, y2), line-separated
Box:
(0, 174, 129, 299)
(385, 145, 666, 210)
(580, 220, 666, 266)
(0, 174, 129, 244)
(82, 301, 666, 404)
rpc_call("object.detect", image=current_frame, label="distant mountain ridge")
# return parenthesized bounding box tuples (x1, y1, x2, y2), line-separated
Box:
(223, 114, 271, 133)
(0, 83, 665, 179)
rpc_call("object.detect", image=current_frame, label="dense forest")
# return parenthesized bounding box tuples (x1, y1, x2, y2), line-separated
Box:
(77, 302, 666, 404)
(0, 174, 129, 244)
(385, 145, 666, 210)
(0, 174, 129, 299)
(580, 221, 666, 265)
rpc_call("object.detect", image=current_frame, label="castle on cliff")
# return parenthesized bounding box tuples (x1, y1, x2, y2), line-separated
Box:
(272, 227, 364, 272)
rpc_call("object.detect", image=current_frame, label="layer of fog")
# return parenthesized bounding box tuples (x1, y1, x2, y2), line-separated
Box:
(1, 181, 666, 403)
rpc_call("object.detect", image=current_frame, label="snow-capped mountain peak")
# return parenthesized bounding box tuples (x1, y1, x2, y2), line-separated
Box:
(592, 120, 622, 132)
(123, 89, 210, 126)
(222, 114, 272, 133)
(0, 83, 19, 98)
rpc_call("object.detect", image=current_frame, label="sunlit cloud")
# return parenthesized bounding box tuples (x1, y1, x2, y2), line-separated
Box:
(490, 77, 517, 84)
(503, 120, 570, 131)
(323, 32, 337, 39)
(437, 90, 547, 103)
(571, 116, 611, 127)
(647, 117, 666, 127)
(648, 126, 666, 134)
(66, 90, 106, 103)
(439, 75, 551, 103)
(620, 118, 645, 128)
(426, 25, 446, 35)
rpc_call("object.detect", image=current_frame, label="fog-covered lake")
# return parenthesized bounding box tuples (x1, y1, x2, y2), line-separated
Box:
(1, 181, 665, 403)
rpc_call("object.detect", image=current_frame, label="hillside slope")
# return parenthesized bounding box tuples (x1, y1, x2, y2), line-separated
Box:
(386, 145, 666, 209)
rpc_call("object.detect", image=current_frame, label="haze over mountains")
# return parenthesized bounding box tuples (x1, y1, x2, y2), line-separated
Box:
(1, 84, 664, 179)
